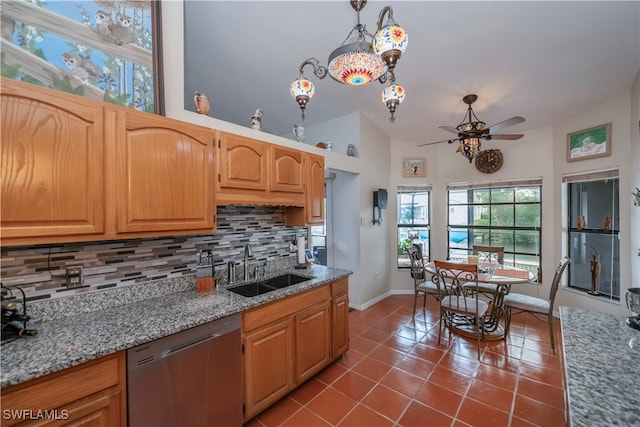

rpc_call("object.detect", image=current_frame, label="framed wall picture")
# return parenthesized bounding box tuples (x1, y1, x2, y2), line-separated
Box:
(567, 123, 612, 162)
(2, 0, 164, 115)
(403, 159, 426, 177)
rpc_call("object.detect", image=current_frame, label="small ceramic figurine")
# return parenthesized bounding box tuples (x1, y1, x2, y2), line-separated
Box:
(604, 215, 611, 231)
(293, 124, 304, 142)
(589, 254, 601, 295)
(347, 144, 358, 157)
(577, 215, 584, 230)
(193, 91, 210, 115)
(251, 109, 263, 131)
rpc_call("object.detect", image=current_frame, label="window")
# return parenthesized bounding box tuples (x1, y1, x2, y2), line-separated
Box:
(565, 171, 620, 299)
(397, 187, 431, 267)
(447, 180, 542, 276)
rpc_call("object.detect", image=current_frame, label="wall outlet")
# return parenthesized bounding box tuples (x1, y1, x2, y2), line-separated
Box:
(65, 266, 83, 287)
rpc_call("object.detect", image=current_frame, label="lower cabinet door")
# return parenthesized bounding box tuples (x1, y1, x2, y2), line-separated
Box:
(243, 318, 294, 419)
(295, 301, 331, 384)
(332, 294, 350, 358)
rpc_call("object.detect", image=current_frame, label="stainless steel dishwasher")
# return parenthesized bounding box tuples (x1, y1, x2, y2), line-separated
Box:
(127, 313, 242, 427)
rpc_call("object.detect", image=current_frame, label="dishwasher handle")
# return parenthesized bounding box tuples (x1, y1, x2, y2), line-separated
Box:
(161, 332, 221, 358)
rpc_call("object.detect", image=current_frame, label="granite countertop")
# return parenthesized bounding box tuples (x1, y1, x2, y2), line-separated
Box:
(560, 306, 640, 427)
(1, 264, 351, 388)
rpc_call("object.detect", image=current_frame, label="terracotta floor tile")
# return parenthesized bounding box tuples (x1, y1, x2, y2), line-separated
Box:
(480, 351, 521, 375)
(243, 416, 265, 427)
(361, 384, 412, 422)
(337, 349, 366, 369)
(369, 344, 406, 366)
(349, 335, 381, 355)
(439, 352, 480, 377)
(466, 378, 514, 414)
(520, 348, 561, 369)
(398, 400, 453, 427)
(509, 415, 540, 427)
(428, 365, 473, 395)
(315, 361, 348, 385)
(352, 356, 393, 382)
(361, 326, 394, 343)
(512, 394, 567, 427)
(395, 354, 436, 379)
(517, 376, 565, 409)
(379, 367, 425, 398)
(289, 378, 327, 405)
(332, 371, 377, 401)
(280, 407, 331, 427)
(349, 321, 370, 338)
(409, 342, 446, 364)
(338, 403, 394, 426)
(306, 386, 358, 425)
(414, 381, 463, 418)
(394, 325, 427, 342)
(257, 396, 303, 426)
(383, 334, 419, 352)
(518, 361, 564, 388)
(474, 364, 518, 392)
(457, 397, 510, 427)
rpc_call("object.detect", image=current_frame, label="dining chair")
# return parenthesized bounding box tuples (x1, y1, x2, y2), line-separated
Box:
(462, 245, 506, 299)
(473, 245, 505, 265)
(503, 256, 570, 353)
(406, 244, 440, 316)
(434, 260, 489, 360)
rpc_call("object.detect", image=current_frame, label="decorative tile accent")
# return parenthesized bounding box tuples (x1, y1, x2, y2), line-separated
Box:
(1, 206, 306, 302)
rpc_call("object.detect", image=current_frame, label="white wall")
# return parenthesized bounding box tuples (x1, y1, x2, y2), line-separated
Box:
(630, 71, 640, 288)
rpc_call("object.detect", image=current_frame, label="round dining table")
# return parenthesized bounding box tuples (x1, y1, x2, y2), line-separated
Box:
(425, 261, 536, 341)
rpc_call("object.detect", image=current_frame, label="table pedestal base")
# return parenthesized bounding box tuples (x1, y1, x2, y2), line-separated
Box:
(451, 323, 506, 341)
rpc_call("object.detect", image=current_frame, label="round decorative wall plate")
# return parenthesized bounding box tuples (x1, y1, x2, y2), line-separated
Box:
(475, 149, 504, 173)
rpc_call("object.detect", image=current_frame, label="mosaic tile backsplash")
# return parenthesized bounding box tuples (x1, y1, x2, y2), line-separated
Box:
(1, 206, 306, 302)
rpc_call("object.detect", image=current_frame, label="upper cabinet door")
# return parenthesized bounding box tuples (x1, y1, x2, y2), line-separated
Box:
(115, 109, 215, 233)
(270, 146, 304, 193)
(1, 79, 105, 242)
(218, 133, 268, 191)
(306, 154, 325, 224)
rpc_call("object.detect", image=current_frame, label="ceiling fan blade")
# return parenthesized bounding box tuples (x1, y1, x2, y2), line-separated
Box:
(488, 133, 524, 140)
(487, 116, 525, 133)
(418, 138, 456, 147)
(438, 125, 460, 134)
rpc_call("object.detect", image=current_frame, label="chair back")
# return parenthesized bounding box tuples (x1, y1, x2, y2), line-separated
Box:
(548, 256, 571, 309)
(434, 260, 478, 301)
(406, 244, 426, 283)
(473, 245, 504, 265)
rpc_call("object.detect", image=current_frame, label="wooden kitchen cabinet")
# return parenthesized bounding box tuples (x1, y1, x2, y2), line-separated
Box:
(242, 279, 348, 421)
(331, 277, 350, 357)
(217, 132, 268, 193)
(0, 352, 126, 427)
(270, 146, 304, 194)
(285, 153, 325, 226)
(1, 78, 105, 245)
(112, 108, 216, 234)
(243, 317, 294, 419)
(295, 300, 331, 384)
(216, 132, 307, 207)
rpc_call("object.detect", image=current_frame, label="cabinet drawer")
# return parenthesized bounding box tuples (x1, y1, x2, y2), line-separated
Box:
(243, 285, 330, 333)
(331, 277, 349, 297)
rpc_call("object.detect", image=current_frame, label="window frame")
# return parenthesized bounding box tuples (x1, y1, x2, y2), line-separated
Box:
(397, 187, 431, 268)
(446, 182, 542, 275)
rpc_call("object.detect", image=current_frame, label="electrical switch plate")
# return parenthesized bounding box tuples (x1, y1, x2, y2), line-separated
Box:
(65, 266, 83, 287)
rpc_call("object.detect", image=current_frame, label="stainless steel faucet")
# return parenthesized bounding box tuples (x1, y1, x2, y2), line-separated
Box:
(243, 244, 253, 281)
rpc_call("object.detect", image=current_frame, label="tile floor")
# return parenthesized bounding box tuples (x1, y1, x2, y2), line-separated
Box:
(245, 294, 567, 427)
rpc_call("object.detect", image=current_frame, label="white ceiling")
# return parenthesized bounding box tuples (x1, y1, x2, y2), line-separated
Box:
(183, 1, 639, 146)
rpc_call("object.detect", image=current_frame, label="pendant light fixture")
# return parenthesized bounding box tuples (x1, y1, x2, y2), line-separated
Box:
(290, 0, 408, 122)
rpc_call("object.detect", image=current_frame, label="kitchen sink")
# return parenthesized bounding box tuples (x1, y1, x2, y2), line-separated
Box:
(228, 274, 311, 297)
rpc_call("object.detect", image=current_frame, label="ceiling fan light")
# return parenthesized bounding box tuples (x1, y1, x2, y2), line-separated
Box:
(328, 41, 386, 86)
(459, 138, 481, 163)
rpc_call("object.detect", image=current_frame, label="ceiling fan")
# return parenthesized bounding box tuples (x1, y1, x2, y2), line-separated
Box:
(418, 94, 525, 163)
